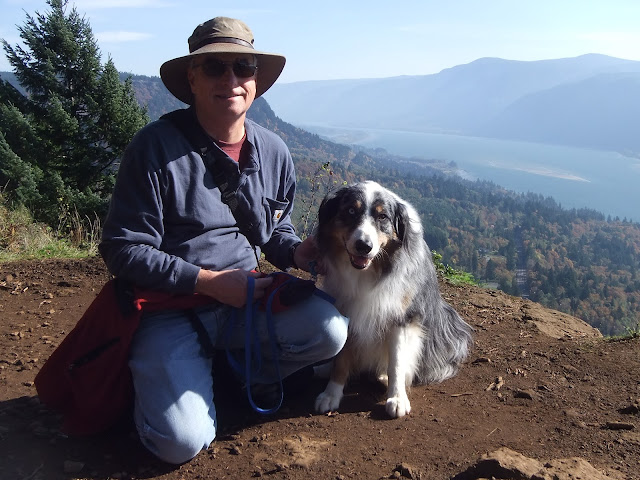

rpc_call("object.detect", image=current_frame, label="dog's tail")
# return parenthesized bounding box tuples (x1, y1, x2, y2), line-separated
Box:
(417, 300, 473, 384)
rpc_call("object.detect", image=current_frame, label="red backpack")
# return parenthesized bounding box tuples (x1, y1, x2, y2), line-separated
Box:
(34, 279, 215, 435)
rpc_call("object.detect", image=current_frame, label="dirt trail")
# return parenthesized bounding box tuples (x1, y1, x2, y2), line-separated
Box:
(1, 257, 638, 479)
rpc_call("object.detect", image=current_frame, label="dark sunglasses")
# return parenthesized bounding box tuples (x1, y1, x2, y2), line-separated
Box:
(194, 58, 258, 79)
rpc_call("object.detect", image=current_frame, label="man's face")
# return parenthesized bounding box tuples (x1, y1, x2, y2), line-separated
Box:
(188, 53, 258, 121)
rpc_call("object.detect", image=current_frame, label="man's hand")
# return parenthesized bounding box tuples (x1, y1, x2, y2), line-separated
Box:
(294, 235, 326, 275)
(195, 269, 273, 308)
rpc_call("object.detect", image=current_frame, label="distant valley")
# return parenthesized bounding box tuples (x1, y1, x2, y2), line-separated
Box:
(264, 54, 640, 154)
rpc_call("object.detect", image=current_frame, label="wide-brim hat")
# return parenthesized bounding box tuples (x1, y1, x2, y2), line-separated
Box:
(160, 17, 286, 104)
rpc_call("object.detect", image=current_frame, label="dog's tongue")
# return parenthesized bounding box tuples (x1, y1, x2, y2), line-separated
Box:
(350, 255, 371, 269)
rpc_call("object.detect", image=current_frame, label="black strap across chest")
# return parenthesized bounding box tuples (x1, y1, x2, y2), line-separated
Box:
(161, 108, 254, 239)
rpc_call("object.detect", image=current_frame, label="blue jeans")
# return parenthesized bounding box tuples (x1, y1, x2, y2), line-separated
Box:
(128, 294, 348, 464)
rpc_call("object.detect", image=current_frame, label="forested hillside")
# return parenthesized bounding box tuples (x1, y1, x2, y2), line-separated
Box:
(247, 98, 640, 336)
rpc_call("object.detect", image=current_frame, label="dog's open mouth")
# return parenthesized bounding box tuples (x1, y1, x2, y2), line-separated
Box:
(349, 254, 372, 270)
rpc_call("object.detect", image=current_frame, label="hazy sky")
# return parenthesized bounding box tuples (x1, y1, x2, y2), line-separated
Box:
(2, 0, 640, 83)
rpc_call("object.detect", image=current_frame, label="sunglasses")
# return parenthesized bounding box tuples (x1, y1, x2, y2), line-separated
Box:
(193, 58, 258, 79)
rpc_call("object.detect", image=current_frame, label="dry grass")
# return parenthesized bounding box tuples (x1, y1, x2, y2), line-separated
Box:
(0, 193, 100, 261)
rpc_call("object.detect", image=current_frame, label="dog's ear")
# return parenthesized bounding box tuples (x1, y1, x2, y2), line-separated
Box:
(394, 201, 411, 244)
(318, 187, 346, 226)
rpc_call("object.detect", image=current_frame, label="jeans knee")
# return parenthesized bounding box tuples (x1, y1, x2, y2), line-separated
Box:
(138, 418, 216, 464)
(322, 313, 349, 358)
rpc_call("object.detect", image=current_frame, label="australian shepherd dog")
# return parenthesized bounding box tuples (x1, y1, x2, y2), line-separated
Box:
(314, 181, 473, 418)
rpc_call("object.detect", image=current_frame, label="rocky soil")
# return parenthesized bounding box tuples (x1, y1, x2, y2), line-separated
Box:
(1, 257, 639, 480)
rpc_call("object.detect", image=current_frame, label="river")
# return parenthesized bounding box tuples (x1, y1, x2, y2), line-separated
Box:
(301, 125, 640, 222)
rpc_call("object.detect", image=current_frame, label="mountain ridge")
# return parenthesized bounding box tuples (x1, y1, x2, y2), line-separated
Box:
(3, 53, 639, 152)
(263, 54, 640, 152)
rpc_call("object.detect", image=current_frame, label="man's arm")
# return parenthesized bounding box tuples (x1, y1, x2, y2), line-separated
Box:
(99, 127, 201, 294)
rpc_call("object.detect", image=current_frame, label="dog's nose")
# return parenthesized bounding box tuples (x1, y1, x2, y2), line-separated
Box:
(354, 239, 373, 255)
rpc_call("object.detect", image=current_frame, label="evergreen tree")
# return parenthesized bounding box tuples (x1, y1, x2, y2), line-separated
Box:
(0, 0, 148, 227)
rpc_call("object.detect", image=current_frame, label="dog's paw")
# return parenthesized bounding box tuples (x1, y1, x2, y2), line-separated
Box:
(386, 393, 411, 418)
(315, 391, 343, 413)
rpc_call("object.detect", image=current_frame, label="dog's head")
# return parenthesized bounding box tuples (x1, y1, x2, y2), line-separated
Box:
(317, 181, 422, 271)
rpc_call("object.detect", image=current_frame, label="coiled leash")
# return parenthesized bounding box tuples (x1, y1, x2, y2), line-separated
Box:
(225, 272, 334, 414)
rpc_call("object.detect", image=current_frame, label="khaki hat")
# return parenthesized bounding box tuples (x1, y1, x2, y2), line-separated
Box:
(160, 17, 286, 104)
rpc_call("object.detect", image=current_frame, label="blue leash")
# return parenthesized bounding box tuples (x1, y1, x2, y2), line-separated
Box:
(225, 276, 284, 414)
(225, 274, 335, 415)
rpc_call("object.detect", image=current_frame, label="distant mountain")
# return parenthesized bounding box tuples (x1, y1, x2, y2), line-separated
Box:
(0, 71, 25, 95)
(5, 54, 639, 153)
(118, 73, 186, 120)
(479, 72, 640, 152)
(263, 54, 640, 153)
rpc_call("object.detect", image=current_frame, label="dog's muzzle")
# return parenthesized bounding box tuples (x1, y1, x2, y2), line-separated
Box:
(349, 238, 374, 269)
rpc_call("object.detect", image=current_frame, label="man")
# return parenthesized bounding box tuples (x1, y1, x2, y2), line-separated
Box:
(99, 17, 348, 464)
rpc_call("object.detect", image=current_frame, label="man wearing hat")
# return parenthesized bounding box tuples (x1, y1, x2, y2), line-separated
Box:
(99, 17, 348, 464)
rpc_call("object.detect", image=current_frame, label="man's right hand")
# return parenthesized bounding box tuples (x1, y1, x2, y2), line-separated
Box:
(195, 269, 274, 308)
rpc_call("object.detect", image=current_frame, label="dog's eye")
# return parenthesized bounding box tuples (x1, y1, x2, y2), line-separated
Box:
(348, 207, 356, 216)
(377, 213, 389, 222)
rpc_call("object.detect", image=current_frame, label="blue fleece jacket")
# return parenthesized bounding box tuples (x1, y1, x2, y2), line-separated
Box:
(99, 109, 300, 294)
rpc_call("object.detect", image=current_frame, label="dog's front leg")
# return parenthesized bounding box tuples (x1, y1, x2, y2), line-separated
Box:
(386, 326, 412, 418)
(315, 342, 353, 414)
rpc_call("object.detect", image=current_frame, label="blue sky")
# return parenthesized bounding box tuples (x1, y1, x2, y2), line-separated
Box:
(2, 0, 640, 83)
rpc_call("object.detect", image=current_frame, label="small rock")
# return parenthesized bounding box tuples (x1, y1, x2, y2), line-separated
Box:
(392, 463, 425, 479)
(514, 389, 541, 401)
(604, 421, 635, 431)
(472, 357, 491, 364)
(453, 447, 617, 480)
(620, 398, 640, 415)
(486, 376, 504, 391)
(251, 466, 263, 477)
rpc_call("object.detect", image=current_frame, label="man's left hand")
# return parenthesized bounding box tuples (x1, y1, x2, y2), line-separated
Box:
(293, 236, 320, 273)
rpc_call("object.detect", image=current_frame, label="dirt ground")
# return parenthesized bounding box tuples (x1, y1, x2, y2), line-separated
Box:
(1, 257, 639, 480)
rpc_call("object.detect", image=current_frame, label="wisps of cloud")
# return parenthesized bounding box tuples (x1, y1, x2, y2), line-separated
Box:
(73, 0, 174, 9)
(96, 31, 153, 43)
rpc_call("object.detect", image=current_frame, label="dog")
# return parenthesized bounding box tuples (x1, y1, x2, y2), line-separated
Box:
(313, 181, 473, 418)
